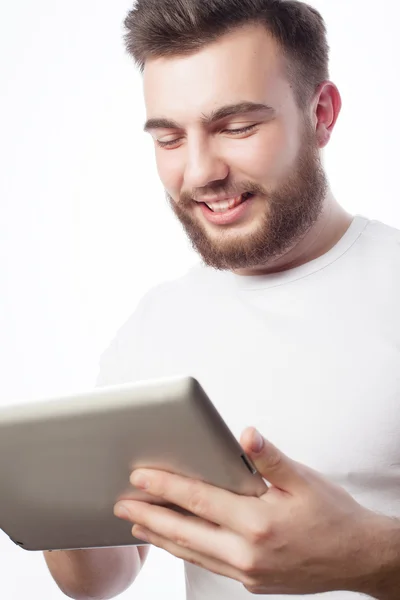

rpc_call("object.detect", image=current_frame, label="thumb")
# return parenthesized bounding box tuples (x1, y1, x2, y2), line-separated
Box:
(241, 427, 307, 492)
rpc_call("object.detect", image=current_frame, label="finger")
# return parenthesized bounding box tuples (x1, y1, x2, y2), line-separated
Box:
(240, 428, 307, 492)
(129, 525, 251, 587)
(114, 500, 242, 564)
(128, 469, 260, 532)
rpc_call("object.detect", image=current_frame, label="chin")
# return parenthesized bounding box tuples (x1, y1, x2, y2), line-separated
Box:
(204, 215, 267, 238)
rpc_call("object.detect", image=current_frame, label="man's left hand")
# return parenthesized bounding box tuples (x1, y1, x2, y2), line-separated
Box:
(114, 427, 388, 595)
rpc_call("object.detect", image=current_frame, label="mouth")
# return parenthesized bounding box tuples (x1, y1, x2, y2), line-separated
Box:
(198, 192, 256, 226)
(202, 192, 254, 214)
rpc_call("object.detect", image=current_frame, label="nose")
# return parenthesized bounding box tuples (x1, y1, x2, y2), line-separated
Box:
(183, 139, 229, 190)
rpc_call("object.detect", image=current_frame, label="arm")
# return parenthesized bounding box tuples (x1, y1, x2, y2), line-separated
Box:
(44, 546, 150, 600)
(355, 514, 400, 600)
(50, 297, 154, 599)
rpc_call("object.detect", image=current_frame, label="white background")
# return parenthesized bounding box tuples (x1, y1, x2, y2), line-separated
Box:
(0, 0, 399, 598)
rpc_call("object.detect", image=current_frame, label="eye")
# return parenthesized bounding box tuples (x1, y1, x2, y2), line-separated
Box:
(222, 124, 259, 135)
(156, 137, 183, 149)
(155, 123, 259, 149)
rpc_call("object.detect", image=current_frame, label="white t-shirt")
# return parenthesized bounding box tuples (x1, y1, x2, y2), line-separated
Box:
(97, 215, 400, 599)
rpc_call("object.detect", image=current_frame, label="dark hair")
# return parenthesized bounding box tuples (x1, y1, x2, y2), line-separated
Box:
(123, 0, 330, 108)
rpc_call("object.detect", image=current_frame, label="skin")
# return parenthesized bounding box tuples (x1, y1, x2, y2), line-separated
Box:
(114, 23, 400, 599)
(142, 24, 352, 274)
(44, 546, 148, 600)
(46, 23, 400, 600)
(115, 429, 400, 597)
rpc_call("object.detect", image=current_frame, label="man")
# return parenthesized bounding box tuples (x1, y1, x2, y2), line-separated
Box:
(45, 0, 400, 598)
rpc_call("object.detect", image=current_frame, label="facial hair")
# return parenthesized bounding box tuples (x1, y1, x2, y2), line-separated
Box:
(167, 121, 328, 271)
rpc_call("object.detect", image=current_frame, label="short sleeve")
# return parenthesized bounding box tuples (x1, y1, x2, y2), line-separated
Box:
(95, 336, 124, 388)
(95, 289, 156, 388)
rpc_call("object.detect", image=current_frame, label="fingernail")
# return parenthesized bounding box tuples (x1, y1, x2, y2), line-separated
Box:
(251, 429, 264, 453)
(131, 472, 149, 490)
(114, 503, 130, 519)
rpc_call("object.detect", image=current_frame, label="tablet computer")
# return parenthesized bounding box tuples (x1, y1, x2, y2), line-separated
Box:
(0, 376, 266, 551)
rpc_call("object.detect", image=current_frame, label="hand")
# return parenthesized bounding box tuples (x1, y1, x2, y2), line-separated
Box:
(114, 428, 384, 595)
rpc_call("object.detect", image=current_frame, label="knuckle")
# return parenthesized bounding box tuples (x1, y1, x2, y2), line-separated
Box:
(264, 448, 282, 470)
(153, 474, 167, 496)
(187, 485, 208, 517)
(245, 518, 271, 545)
(186, 555, 203, 568)
(173, 533, 191, 549)
(234, 550, 259, 576)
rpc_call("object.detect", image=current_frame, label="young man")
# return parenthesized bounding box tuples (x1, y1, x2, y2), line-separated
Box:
(45, 1, 400, 598)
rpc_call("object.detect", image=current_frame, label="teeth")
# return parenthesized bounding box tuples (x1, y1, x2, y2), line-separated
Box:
(206, 195, 243, 213)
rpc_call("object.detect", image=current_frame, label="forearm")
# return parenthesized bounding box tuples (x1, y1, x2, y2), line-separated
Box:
(44, 546, 144, 600)
(353, 514, 400, 600)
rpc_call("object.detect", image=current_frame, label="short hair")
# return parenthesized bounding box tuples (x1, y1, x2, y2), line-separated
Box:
(123, 0, 330, 109)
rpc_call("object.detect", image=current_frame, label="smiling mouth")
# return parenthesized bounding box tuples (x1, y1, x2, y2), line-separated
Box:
(202, 192, 254, 213)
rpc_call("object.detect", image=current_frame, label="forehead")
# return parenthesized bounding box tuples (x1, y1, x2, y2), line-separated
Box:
(143, 24, 293, 124)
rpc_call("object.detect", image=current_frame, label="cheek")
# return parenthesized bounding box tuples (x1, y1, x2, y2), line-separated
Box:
(228, 124, 299, 183)
(155, 150, 182, 195)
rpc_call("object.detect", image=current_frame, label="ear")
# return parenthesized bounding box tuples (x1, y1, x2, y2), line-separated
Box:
(311, 81, 342, 148)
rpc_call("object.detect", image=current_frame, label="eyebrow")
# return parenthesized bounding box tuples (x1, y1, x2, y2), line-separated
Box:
(143, 102, 274, 132)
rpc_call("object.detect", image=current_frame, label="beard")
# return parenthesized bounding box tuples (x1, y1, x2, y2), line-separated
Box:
(167, 121, 328, 271)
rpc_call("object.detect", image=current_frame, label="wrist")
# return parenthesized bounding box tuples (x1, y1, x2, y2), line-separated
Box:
(350, 511, 400, 600)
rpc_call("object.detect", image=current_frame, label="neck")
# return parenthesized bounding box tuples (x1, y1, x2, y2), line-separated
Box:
(234, 192, 353, 277)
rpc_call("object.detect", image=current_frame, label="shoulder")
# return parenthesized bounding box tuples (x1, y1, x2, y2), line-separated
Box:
(359, 218, 400, 250)
(96, 264, 227, 385)
(344, 216, 400, 274)
(353, 217, 400, 321)
(100, 264, 225, 351)
(134, 263, 231, 314)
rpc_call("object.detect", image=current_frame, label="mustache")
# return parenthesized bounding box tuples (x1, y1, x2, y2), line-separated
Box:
(179, 182, 267, 206)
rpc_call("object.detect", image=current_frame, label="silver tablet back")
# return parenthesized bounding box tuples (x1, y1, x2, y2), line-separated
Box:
(0, 376, 266, 551)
